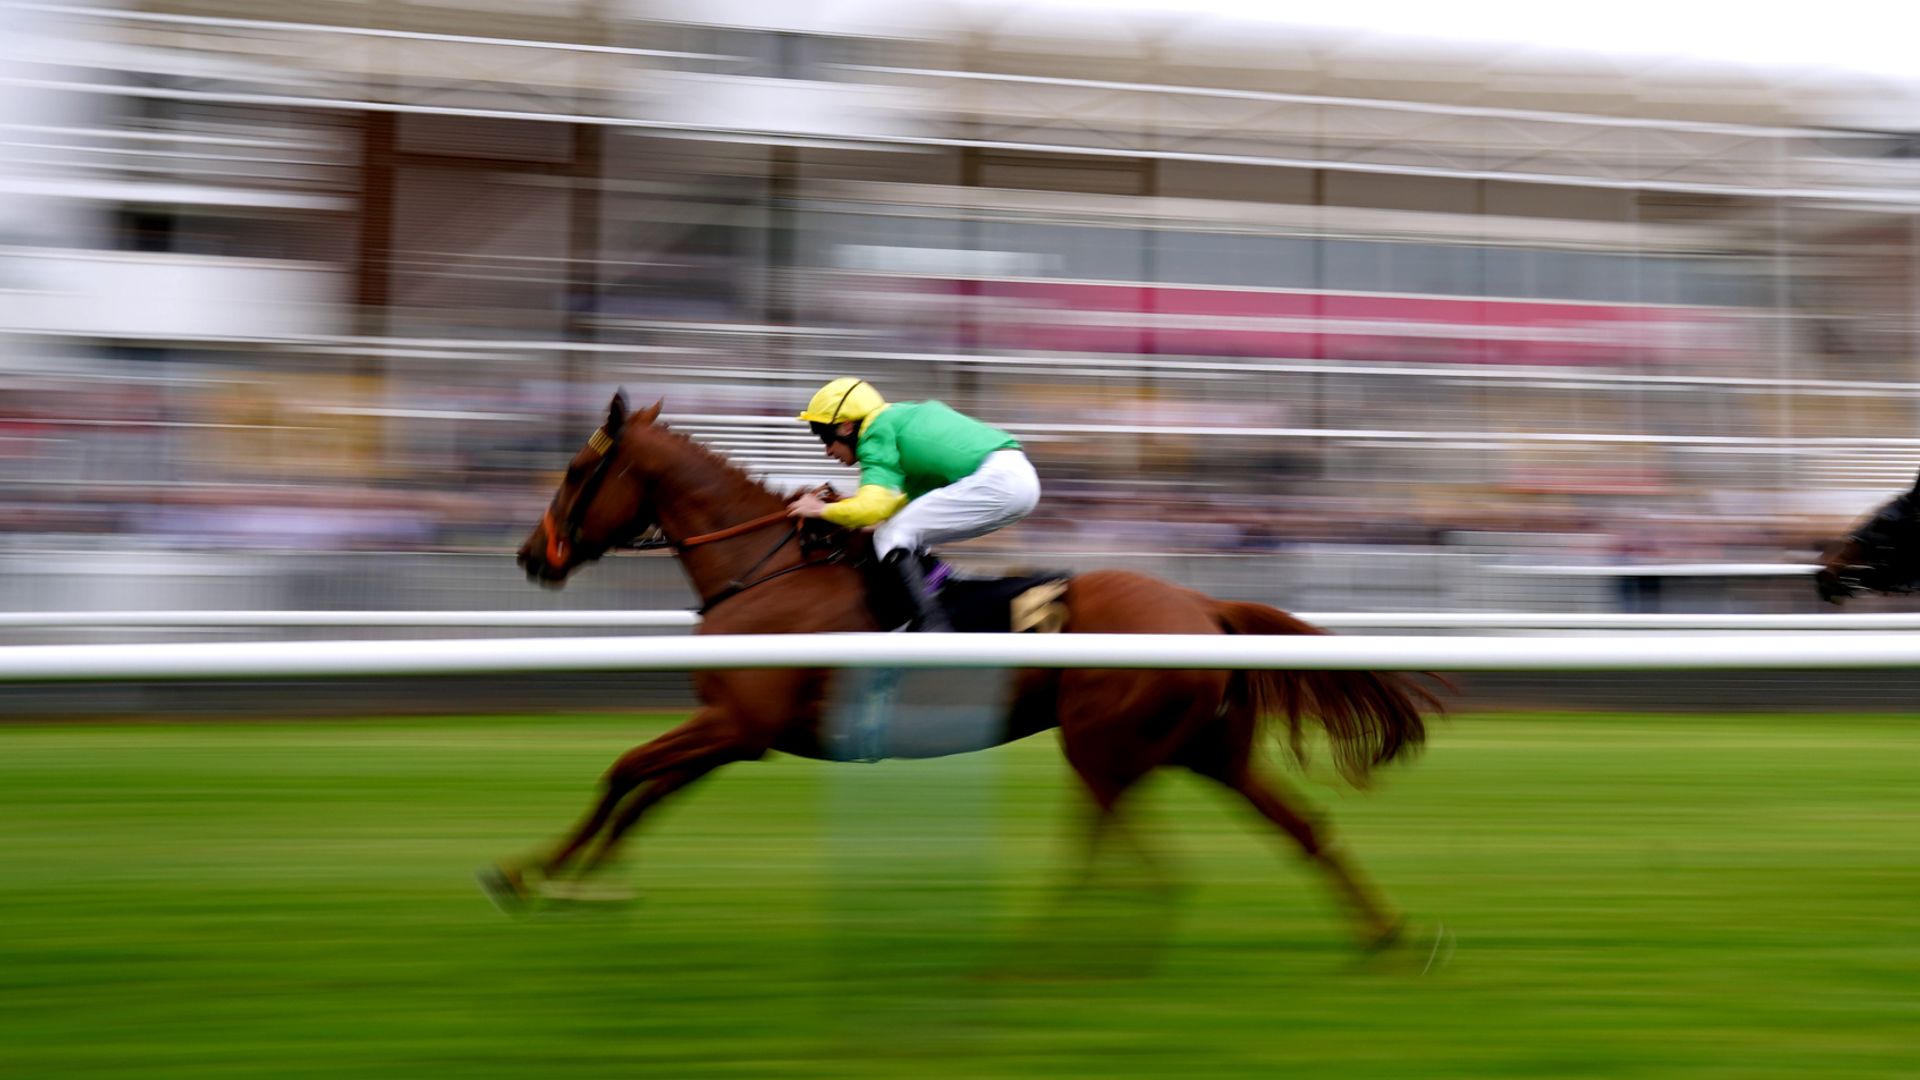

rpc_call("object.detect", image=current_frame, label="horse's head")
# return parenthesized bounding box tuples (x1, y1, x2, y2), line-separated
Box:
(1814, 484, 1920, 605)
(517, 391, 662, 587)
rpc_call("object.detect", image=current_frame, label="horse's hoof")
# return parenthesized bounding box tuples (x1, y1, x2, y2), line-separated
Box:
(475, 864, 531, 917)
(1363, 914, 1409, 953)
(1349, 917, 1452, 975)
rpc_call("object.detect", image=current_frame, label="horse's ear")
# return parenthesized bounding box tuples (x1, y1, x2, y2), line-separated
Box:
(606, 390, 629, 434)
(636, 398, 663, 427)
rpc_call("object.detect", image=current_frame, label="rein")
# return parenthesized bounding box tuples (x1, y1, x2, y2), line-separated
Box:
(627, 506, 832, 615)
(677, 511, 792, 548)
(654, 514, 840, 616)
(569, 505, 824, 614)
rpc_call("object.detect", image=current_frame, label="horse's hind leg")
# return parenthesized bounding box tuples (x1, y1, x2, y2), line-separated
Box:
(1196, 757, 1403, 948)
(1058, 679, 1219, 893)
(1069, 773, 1168, 892)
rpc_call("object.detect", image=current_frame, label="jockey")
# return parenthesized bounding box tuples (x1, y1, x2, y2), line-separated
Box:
(788, 377, 1040, 631)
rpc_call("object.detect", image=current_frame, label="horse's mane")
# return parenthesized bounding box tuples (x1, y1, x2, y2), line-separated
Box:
(639, 422, 789, 509)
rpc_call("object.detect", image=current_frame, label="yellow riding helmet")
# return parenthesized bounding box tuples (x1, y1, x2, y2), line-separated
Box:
(797, 377, 887, 425)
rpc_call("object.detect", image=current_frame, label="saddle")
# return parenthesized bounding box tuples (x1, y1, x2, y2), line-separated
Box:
(861, 548, 1070, 634)
(795, 491, 1069, 634)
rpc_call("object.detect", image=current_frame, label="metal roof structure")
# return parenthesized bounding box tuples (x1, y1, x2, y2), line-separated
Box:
(7, 1, 1917, 205)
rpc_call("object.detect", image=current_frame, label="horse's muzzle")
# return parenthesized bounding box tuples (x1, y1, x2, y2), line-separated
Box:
(516, 537, 571, 588)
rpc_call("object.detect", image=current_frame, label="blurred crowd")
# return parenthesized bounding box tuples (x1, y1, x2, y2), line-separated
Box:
(0, 359, 1840, 570)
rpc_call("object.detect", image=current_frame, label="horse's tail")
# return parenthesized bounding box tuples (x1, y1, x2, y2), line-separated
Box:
(1211, 600, 1444, 786)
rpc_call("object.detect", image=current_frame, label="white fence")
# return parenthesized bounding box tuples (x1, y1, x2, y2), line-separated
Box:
(0, 609, 1913, 631)
(5, 630, 1920, 682)
(0, 610, 703, 629)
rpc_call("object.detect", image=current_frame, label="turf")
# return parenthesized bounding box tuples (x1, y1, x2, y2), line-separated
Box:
(1, 711, 1916, 1079)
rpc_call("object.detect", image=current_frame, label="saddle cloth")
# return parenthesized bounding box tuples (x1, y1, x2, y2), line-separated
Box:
(824, 569, 1069, 762)
(861, 554, 1070, 634)
(821, 666, 1016, 762)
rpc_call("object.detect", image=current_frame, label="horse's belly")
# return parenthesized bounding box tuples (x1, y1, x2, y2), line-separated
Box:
(821, 667, 1018, 761)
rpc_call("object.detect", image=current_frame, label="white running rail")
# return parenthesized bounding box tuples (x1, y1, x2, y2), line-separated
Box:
(0, 610, 703, 629)
(5, 631, 1920, 681)
(0, 610, 1910, 631)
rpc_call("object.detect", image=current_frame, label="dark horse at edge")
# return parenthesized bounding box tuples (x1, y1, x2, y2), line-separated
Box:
(1816, 470, 1920, 604)
(483, 392, 1445, 949)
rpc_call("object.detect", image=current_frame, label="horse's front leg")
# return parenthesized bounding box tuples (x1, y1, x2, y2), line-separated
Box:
(574, 753, 735, 877)
(478, 709, 749, 910)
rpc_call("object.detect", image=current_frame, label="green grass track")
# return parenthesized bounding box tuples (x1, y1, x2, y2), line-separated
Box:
(2, 711, 1917, 1079)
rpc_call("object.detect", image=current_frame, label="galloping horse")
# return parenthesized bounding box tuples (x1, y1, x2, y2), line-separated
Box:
(484, 392, 1443, 948)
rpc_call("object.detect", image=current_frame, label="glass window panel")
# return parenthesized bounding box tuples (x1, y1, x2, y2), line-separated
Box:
(971, 220, 1053, 278)
(1243, 235, 1317, 289)
(980, 223, 1142, 281)
(1531, 250, 1576, 299)
(1483, 247, 1532, 298)
(900, 216, 962, 251)
(1389, 243, 1481, 296)
(1323, 240, 1387, 292)
(1673, 258, 1753, 306)
(1633, 256, 1680, 305)
(1674, 258, 1711, 305)
(1570, 253, 1617, 302)
(1154, 232, 1318, 288)
(1212, 232, 1254, 285)
(1152, 230, 1220, 284)
(1064, 226, 1146, 282)
(1709, 259, 1766, 307)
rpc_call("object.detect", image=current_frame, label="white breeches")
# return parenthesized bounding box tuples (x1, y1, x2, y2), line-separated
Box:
(872, 450, 1041, 557)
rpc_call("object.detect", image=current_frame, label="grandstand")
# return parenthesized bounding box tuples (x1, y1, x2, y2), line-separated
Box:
(5, 0, 1920, 609)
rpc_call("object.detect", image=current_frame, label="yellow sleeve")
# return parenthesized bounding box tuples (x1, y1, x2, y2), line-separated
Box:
(820, 484, 909, 528)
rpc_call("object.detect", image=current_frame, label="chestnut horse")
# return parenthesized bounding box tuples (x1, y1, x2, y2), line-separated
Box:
(483, 392, 1442, 948)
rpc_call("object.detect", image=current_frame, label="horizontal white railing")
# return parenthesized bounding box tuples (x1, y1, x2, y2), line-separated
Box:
(0, 610, 704, 629)
(5, 631, 1920, 682)
(1304, 612, 1914, 630)
(672, 413, 1920, 451)
(0, 609, 1908, 631)
(1502, 563, 1816, 577)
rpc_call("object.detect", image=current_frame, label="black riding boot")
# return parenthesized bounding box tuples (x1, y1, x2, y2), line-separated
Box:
(886, 549, 952, 632)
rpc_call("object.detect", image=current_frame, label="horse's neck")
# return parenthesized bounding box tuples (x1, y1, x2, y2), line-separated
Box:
(647, 437, 794, 598)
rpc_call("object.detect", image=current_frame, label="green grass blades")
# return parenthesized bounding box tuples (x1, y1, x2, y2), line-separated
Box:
(1, 711, 1917, 1079)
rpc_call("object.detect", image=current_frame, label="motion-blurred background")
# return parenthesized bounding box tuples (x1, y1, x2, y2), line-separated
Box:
(6, 0, 1920, 623)
(7, 9, 1920, 1079)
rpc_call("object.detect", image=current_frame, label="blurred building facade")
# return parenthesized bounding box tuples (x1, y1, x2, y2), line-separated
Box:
(5, 0, 1920, 607)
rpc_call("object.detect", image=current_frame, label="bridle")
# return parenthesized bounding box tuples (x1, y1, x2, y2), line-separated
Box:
(540, 425, 626, 569)
(540, 424, 834, 613)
